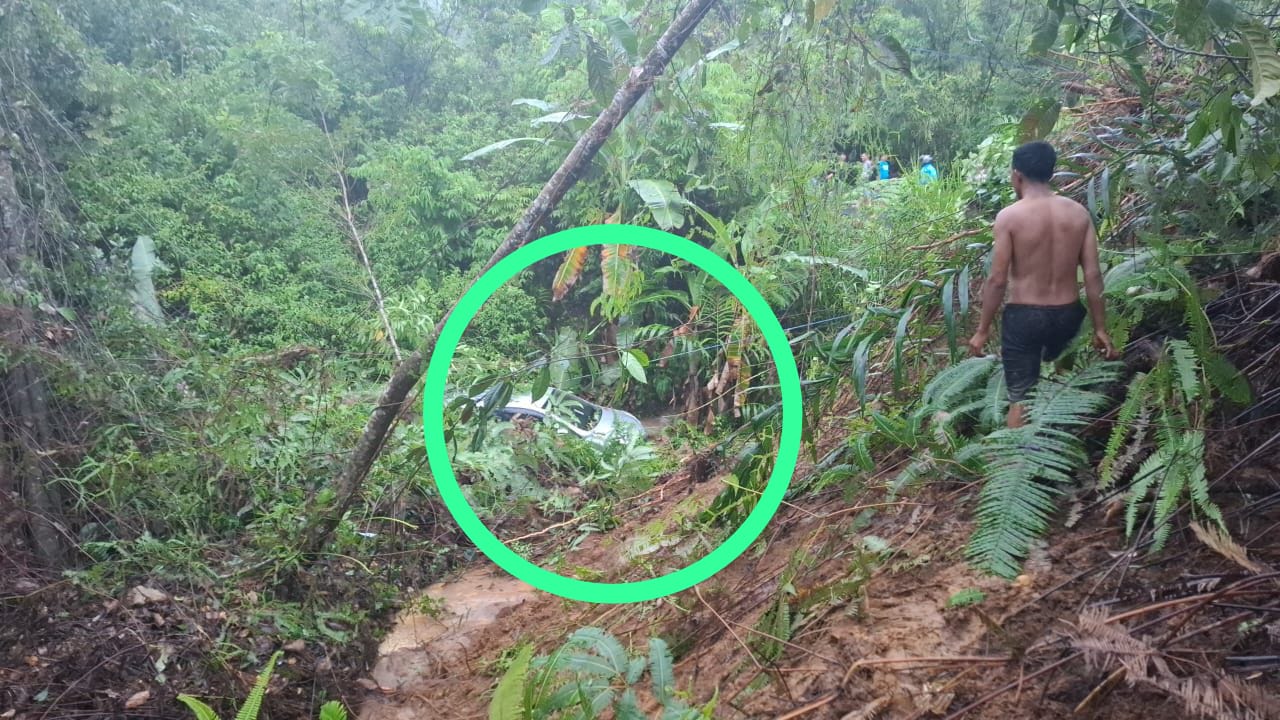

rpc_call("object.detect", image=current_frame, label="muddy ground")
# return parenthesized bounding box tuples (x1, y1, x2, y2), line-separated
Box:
(3, 402, 1278, 720)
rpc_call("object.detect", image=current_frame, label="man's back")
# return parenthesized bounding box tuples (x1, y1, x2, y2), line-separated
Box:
(1001, 194, 1093, 306)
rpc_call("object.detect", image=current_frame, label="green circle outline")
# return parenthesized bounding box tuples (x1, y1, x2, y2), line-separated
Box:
(423, 224, 801, 604)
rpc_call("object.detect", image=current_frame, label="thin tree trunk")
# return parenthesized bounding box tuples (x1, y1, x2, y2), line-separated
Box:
(0, 144, 67, 564)
(321, 118, 402, 362)
(299, 0, 720, 556)
(336, 171, 401, 362)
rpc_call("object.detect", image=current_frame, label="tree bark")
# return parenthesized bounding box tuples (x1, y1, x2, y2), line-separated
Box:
(0, 143, 67, 565)
(299, 0, 720, 556)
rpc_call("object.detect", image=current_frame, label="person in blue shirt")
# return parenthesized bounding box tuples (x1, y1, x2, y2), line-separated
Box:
(877, 155, 891, 180)
(920, 155, 939, 184)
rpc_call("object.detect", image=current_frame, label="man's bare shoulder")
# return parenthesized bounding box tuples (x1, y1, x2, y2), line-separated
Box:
(995, 202, 1028, 224)
(1051, 193, 1091, 218)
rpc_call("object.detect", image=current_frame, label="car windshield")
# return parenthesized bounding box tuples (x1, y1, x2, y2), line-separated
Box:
(546, 389, 602, 430)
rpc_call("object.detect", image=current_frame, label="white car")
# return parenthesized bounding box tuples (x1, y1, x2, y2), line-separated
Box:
(483, 388, 645, 448)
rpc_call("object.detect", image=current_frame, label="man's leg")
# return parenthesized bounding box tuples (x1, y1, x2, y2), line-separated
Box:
(1001, 307, 1040, 429)
(1007, 402, 1027, 428)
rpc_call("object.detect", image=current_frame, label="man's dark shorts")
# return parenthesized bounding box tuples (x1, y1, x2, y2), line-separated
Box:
(1001, 301, 1087, 403)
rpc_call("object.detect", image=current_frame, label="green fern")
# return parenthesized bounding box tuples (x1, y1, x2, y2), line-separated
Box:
(178, 651, 283, 720)
(648, 638, 675, 703)
(234, 651, 282, 720)
(964, 363, 1120, 578)
(1100, 371, 1154, 487)
(920, 355, 998, 414)
(1202, 348, 1252, 404)
(751, 582, 794, 663)
(318, 702, 348, 720)
(1168, 339, 1201, 402)
(1103, 336, 1233, 553)
(491, 628, 698, 720)
(964, 428, 1080, 578)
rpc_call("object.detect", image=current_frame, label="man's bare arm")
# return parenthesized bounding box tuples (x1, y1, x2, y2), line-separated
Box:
(1080, 219, 1117, 358)
(968, 212, 1012, 355)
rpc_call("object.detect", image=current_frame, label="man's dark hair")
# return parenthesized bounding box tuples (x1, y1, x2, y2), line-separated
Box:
(1012, 141, 1056, 183)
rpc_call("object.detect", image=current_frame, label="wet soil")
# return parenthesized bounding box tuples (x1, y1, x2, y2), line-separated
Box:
(352, 401, 1280, 720)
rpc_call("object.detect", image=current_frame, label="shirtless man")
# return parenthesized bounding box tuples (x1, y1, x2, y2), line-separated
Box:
(967, 140, 1118, 428)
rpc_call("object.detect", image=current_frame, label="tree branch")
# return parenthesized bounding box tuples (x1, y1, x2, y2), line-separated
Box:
(298, 0, 721, 557)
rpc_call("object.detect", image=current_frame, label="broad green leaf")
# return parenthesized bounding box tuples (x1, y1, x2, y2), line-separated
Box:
(533, 364, 551, 402)
(628, 179, 687, 230)
(541, 25, 579, 65)
(1240, 22, 1280, 107)
(1029, 9, 1063, 54)
(461, 137, 547, 162)
(177, 695, 221, 720)
(530, 111, 591, 126)
(893, 305, 914, 391)
(620, 350, 647, 384)
(585, 33, 613, 106)
(1018, 98, 1061, 143)
(942, 274, 957, 362)
(775, 253, 869, 279)
(489, 644, 532, 720)
(603, 16, 638, 60)
(853, 335, 874, 406)
(512, 98, 554, 111)
(1206, 0, 1239, 27)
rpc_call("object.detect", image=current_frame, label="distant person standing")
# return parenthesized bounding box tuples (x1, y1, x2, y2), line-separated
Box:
(877, 155, 891, 180)
(920, 155, 938, 184)
(860, 153, 875, 183)
(967, 140, 1117, 428)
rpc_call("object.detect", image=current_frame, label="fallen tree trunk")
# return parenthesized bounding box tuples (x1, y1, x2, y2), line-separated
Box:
(299, 0, 720, 556)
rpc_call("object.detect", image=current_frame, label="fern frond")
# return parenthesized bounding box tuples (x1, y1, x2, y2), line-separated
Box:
(1167, 339, 1202, 402)
(1100, 371, 1153, 488)
(965, 427, 1076, 578)
(648, 638, 675, 703)
(1026, 362, 1120, 427)
(1189, 521, 1269, 574)
(318, 702, 348, 720)
(234, 651, 281, 720)
(562, 627, 629, 678)
(978, 367, 1007, 431)
(1124, 442, 1173, 539)
(1106, 402, 1151, 489)
(889, 453, 936, 497)
(1201, 348, 1252, 405)
(921, 356, 998, 412)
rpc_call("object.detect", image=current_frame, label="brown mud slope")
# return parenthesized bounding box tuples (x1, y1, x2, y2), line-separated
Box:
(358, 403, 1280, 720)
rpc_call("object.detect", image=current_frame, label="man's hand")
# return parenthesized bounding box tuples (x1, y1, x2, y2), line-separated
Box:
(967, 329, 989, 357)
(1093, 329, 1118, 360)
